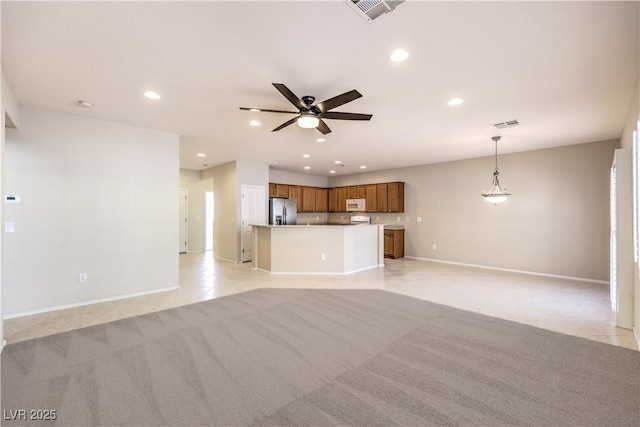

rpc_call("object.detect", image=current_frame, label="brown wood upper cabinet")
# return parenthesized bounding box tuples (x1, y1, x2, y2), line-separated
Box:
(275, 184, 289, 198)
(315, 188, 328, 212)
(302, 186, 316, 212)
(328, 188, 338, 212)
(365, 185, 377, 212)
(376, 182, 404, 213)
(269, 183, 276, 198)
(356, 186, 366, 199)
(337, 187, 347, 212)
(288, 185, 302, 212)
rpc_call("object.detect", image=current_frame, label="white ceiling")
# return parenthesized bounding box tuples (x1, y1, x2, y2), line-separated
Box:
(2, 1, 638, 176)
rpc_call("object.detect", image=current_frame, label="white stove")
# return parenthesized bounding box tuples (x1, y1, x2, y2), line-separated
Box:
(350, 215, 371, 225)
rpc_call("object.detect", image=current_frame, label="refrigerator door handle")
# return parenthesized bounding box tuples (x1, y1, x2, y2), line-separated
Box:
(283, 206, 286, 225)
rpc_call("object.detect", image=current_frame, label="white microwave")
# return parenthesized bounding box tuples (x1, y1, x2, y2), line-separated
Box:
(346, 198, 366, 211)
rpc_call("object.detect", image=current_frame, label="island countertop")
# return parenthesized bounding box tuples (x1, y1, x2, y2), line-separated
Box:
(251, 224, 384, 274)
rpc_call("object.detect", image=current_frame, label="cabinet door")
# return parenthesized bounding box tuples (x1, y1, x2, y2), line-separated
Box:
(356, 186, 366, 199)
(387, 183, 399, 212)
(337, 187, 347, 212)
(315, 188, 328, 212)
(384, 231, 394, 257)
(288, 186, 302, 212)
(275, 184, 289, 198)
(346, 186, 357, 199)
(376, 184, 388, 212)
(302, 186, 316, 212)
(365, 185, 377, 212)
(328, 188, 339, 212)
(269, 183, 276, 198)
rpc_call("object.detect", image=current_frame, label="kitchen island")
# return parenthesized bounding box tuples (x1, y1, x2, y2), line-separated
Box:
(252, 224, 385, 274)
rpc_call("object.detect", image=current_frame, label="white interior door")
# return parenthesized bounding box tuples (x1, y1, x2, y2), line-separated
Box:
(179, 189, 188, 253)
(241, 185, 265, 262)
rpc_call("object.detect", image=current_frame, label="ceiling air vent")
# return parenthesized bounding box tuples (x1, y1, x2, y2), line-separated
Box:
(493, 119, 520, 129)
(346, 0, 405, 22)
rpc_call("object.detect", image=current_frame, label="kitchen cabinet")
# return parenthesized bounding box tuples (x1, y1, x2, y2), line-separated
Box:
(376, 184, 389, 212)
(302, 186, 316, 212)
(315, 188, 328, 212)
(329, 188, 339, 212)
(337, 187, 347, 212)
(288, 185, 302, 212)
(275, 184, 289, 198)
(384, 229, 404, 259)
(269, 183, 276, 198)
(376, 182, 404, 213)
(365, 184, 377, 212)
(356, 186, 366, 199)
(346, 186, 356, 199)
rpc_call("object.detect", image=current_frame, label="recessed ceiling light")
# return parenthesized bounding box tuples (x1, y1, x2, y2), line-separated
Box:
(317, 138, 326, 143)
(390, 49, 409, 63)
(197, 153, 206, 157)
(304, 166, 311, 170)
(249, 120, 261, 126)
(77, 100, 93, 108)
(360, 165, 367, 169)
(448, 98, 464, 106)
(144, 91, 161, 100)
(334, 160, 342, 165)
(303, 154, 310, 158)
(330, 170, 336, 174)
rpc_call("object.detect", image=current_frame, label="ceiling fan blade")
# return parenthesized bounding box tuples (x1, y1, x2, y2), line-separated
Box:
(240, 107, 298, 114)
(322, 112, 372, 121)
(272, 116, 299, 132)
(272, 83, 306, 110)
(316, 90, 362, 112)
(316, 119, 331, 135)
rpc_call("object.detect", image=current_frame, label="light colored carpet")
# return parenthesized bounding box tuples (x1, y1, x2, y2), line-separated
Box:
(2, 289, 638, 426)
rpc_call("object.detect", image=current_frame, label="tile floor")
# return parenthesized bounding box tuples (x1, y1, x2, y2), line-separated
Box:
(4, 252, 638, 351)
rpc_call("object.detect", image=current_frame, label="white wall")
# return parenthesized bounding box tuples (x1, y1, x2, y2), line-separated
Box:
(179, 169, 212, 252)
(3, 107, 180, 316)
(1, 68, 21, 347)
(329, 139, 618, 282)
(269, 169, 329, 188)
(620, 76, 640, 345)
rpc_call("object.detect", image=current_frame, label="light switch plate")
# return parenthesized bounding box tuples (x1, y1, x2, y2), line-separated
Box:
(4, 222, 15, 233)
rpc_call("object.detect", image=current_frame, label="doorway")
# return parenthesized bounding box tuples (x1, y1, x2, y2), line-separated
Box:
(241, 185, 265, 262)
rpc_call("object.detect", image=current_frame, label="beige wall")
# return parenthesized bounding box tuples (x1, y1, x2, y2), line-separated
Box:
(330, 140, 618, 282)
(3, 107, 180, 316)
(179, 169, 213, 252)
(202, 161, 237, 262)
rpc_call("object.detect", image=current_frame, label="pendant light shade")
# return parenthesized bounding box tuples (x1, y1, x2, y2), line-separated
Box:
(481, 136, 511, 204)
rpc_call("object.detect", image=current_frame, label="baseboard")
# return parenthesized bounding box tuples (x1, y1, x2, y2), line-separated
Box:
(634, 326, 639, 349)
(3, 285, 179, 320)
(253, 264, 382, 275)
(213, 254, 240, 264)
(406, 256, 609, 285)
(1, 339, 6, 353)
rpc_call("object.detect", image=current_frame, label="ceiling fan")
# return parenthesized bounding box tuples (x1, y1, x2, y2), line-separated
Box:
(240, 83, 372, 135)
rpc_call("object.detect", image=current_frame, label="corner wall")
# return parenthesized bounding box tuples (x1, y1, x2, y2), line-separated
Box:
(330, 139, 618, 282)
(3, 107, 180, 316)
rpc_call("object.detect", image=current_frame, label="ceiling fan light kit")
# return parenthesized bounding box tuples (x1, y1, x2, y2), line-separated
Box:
(481, 136, 511, 204)
(240, 83, 372, 135)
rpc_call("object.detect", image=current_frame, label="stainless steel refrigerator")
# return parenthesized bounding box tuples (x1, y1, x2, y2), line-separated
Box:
(269, 198, 297, 225)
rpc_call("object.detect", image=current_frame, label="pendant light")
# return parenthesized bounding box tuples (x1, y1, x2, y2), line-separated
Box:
(481, 136, 511, 204)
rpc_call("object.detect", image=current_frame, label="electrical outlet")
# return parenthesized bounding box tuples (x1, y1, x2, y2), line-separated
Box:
(405, 217, 410, 222)
(432, 244, 437, 250)
(4, 222, 15, 233)
(396, 217, 400, 221)
(78, 273, 88, 283)
(321, 253, 326, 261)
(417, 217, 422, 222)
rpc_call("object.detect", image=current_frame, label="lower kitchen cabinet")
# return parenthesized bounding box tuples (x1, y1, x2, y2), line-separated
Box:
(384, 228, 404, 259)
